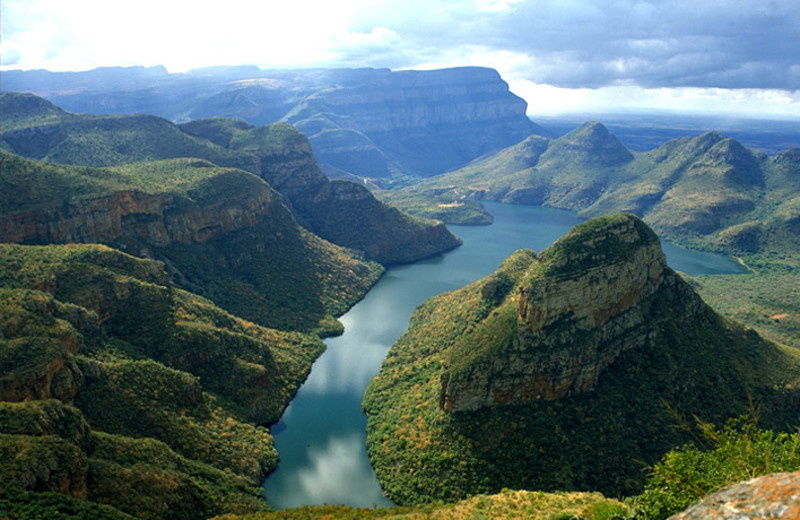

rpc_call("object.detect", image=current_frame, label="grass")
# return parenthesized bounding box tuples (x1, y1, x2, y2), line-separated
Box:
(209, 489, 629, 520)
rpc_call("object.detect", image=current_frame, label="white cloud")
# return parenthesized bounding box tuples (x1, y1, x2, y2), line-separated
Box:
(477, 0, 525, 12)
(510, 79, 800, 118)
(3, 0, 799, 116)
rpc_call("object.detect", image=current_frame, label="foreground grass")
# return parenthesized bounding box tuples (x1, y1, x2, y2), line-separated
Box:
(211, 490, 629, 520)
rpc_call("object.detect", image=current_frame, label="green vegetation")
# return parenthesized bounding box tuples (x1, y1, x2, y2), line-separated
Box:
(0, 242, 342, 517)
(1, 94, 463, 266)
(0, 93, 255, 171)
(402, 124, 798, 261)
(302, 181, 463, 265)
(211, 490, 628, 520)
(631, 417, 800, 520)
(689, 252, 800, 349)
(1, 152, 384, 333)
(0, 490, 136, 520)
(399, 122, 799, 355)
(363, 216, 800, 505)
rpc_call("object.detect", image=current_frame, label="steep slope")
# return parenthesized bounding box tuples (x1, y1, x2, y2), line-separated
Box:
(0, 243, 332, 518)
(363, 214, 800, 504)
(585, 131, 765, 237)
(283, 67, 543, 178)
(179, 118, 462, 264)
(0, 152, 382, 332)
(404, 122, 631, 208)
(1, 94, 462, 265)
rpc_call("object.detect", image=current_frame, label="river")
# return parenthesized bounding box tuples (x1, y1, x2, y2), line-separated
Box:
(261, 202, 745, 509)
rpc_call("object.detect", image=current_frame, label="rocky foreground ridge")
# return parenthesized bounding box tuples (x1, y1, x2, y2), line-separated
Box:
(669, 471, 800, 520)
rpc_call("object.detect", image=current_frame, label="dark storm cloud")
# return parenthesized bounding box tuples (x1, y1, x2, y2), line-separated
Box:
(344, 0, 800, 90)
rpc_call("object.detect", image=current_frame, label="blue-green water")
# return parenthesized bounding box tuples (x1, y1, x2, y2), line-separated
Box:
(262, 203, 745, 509)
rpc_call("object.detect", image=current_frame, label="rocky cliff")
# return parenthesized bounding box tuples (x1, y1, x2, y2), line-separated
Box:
(1, 94, 461, 266)
(669, 471, 800, 520)
(0, 161, 279, 248)
(287, 67, 543, 177)
(0, 152, 383, 332)
(179, 119, 463, 264)
(439, 214, 698, 412)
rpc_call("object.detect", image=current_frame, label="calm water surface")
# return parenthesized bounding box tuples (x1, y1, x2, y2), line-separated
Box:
(262, 203, 744, 508)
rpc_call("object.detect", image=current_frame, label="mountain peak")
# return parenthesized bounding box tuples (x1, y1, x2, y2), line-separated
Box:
(0, 92, 71, 131)
(549, 120, 634, 166)
(537, 212, 661, 279)
(439, 214, 692, 413)
(685, 130, 728, 155)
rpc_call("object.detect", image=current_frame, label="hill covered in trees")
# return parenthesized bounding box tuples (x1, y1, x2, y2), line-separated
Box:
(363, 214, 800, 504)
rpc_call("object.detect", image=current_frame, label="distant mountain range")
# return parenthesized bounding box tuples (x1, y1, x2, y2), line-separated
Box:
(2, 65, 543, 180)
(399, 121, 800, 255)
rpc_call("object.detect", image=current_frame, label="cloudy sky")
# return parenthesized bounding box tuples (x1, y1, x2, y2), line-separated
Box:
(2, 0, 798, 116)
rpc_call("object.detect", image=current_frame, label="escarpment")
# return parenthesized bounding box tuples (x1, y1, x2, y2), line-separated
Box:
(439, 214, 721, 413)
(0, 152, 383, 332)
(178, 119, 464, 264)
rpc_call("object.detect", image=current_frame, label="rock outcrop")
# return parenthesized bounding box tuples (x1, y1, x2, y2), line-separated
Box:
(1, 173, 278, 248)
(669, 471, 800, 520)
(364, 212, 799, 503)
(439, 213, 708, 413)
(0, 290, 92, 404)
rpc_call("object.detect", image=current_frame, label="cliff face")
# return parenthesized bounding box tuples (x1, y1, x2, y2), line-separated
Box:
(0, 153, 384, 332)
(3, 66, 544, 179)
(288, 67, 542, 177)
(304, 180, 463, 265)
(439, 214, 707, 413)
(1, 177, 280, 248)
(295, 68, 531, 132)
(364, 212, 799, 503)
(178, 120, 463, 264)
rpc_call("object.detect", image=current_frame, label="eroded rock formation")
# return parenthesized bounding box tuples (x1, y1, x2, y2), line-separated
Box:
(440, 213, 709, 413)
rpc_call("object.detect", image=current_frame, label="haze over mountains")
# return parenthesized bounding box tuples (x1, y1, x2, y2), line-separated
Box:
(0, 92, 462, 267)
(2, 66, 543, 180)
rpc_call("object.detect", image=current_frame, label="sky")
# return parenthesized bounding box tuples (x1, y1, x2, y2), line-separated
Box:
(1, 0, 799, 117)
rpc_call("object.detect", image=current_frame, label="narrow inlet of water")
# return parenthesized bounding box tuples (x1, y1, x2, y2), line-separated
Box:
(262, 202, 745, 509)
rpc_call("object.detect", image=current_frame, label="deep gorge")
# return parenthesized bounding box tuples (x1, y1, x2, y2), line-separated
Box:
(261, 202, 745, 508)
